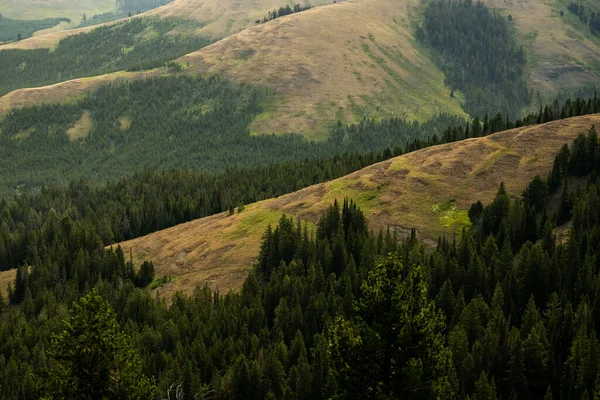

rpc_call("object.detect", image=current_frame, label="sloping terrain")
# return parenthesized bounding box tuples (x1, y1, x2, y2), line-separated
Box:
(118, 114, 600, 298)
(0, 70, 157, 114)
(482, 0, 600, 99)
(0, 0, 466, 139)
(180, 0, 466, 138)
(0, 0, 116, 31)
(0, 0, 333, 50)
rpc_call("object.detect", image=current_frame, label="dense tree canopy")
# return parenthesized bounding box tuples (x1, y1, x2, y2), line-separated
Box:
(0, 17, 209, 95)
(0, 99, 599, 398)
(421, 0, 530, 118)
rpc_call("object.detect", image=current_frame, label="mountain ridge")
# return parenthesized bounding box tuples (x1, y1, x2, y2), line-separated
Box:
(118, 113, 600, 298)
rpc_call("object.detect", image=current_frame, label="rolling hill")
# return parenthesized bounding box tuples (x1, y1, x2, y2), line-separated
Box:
(482, 0, 600, 99)
(3, 0, 600, 139)
(117, 113, 600, 299)
(0, 0, 466, 139)
(0, 0, 334, 50)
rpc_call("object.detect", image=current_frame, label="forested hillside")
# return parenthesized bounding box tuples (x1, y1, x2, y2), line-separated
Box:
(420, 0, 529, 118)
(2, 125, 600, 398)
(0, 17, 71, 42)
(0, 74, 468, 195)
(0, 17, 209, 95)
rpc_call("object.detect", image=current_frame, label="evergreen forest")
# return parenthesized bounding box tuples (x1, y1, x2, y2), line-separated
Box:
(0, 97, 597, 398)
(420, 0, 530, 118)
(2, 75, 597, 197)
(0, 17, 71, 43)
(0, 17, 210, 95)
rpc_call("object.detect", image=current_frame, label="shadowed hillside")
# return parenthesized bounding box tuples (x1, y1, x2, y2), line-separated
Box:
(118, 113, 600, 298)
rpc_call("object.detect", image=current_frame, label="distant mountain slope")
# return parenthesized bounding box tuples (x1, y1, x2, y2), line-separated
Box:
(482, 0, 600, 99)
(0, 0, 333, 50)
(0, 0, 466, 139)
(179, 0, 466, 138)
(118, 113, 600, 298)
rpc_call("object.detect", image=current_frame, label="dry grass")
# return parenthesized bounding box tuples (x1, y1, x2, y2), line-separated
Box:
(0, 0, 465, 138)
(179, 0, 466, 139)
(0, 70, 158, 114)
(1, 0, 333, 50)
(119, 116, 132, 131)
(0, 0, 116, 30)
(118, 114, 600, 299)
(481, 0, 600, 99)
(66, 110, 92, 141)
(0, 269, 16, 299)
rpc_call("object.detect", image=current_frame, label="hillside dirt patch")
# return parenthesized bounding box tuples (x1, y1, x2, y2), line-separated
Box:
(66, 110, 93, 141)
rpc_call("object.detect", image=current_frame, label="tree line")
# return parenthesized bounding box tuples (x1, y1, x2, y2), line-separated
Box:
(0, 16, 70, 43)
(567, 2, 600, 35)
(3, 73, 599, 198)
(418, 0, 530, 118)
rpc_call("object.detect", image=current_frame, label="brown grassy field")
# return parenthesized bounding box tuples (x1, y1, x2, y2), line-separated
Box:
(118, 114, 600, 299)
(0, 0, 333, 50)
(0, 269, 16, 299)
(179, 0, 465, 139)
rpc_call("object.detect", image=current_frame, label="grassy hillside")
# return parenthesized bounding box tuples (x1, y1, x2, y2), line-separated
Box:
(0, 0, 467, 139)
(0, 0, 333, 50)
(482, 0, 600, 102)
(179, 0, 467, 138)
(0, 0, 116, 31)
(118, 114, 600, 298)
(0, 17, 210, 95)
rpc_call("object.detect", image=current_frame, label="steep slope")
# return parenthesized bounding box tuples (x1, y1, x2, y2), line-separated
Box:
(0, 0, 466, 139)
(118, 114, 600, 298)
(0, 0, 333, 50)
(180, 0, 466, 138)
(482, 0, 600, 99)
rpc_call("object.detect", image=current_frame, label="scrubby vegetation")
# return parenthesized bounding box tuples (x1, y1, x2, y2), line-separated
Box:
(0, 17, 210, 95)
(419, 0, 530, 118)
(0, 16, 70, 43)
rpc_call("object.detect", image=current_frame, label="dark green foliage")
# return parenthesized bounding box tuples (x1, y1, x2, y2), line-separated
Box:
(136, 261, 155, 287)
(0, 17, 210, 95)
(422, 0, 530, 117)
(259, 4, 313, 24)
(329, 254, 457, 399)
(0, 17, 70, 43)
(0, 74, 468, 194)
(1, 101, 600, 399)
(46, 290, 155, 399)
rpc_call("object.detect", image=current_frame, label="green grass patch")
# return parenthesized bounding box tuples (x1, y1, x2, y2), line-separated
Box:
(432, 200, 471, 230)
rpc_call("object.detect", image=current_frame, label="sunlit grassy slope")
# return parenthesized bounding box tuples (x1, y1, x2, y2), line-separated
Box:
(0, 0, 467, 139)
(179, 0, 466, 139)
(118, 114, 600, 299)
(0, 0, 333, 49)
